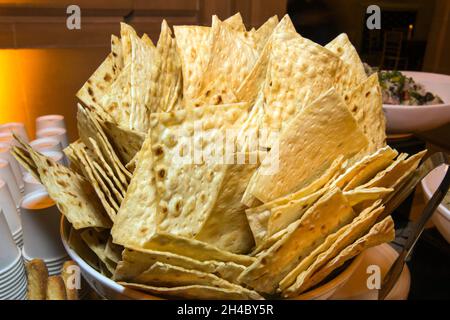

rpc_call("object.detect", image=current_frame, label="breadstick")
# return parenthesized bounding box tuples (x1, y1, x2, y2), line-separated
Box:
(26, 259, 48, 300)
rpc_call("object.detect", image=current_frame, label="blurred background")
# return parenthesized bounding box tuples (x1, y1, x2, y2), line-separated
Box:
(0, 0, 449, 140)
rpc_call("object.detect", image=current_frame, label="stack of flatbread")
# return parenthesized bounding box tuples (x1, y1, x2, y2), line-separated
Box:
(12, 13, 427, 299)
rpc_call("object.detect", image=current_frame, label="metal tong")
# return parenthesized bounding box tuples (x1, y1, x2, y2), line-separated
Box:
(378, 152, 450, 300)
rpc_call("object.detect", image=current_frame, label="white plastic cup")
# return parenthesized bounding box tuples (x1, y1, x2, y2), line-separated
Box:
(0, 255, 22, 282)
(0, 122, 29, 143)
(23, 172, 45, 195)
(0, 143, 25, 188)
(0, 210, 20, 271)
(0, 159, 21, 207)
(20, 190, 66, 261)
(36, 115, 66, 132)
(36, 127, 68, 149)
(29, 137, 62, 153)
(41, 150, 65, 165)
(0, 257, 27, 299)
(0, 179, 21, 236)
(0, 132, 18, 147)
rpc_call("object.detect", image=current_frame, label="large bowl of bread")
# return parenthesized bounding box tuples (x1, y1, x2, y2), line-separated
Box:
(12, 13, 426, 300)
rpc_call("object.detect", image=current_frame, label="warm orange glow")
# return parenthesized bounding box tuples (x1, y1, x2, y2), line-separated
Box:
(0, 47, 108, 142)
(409, 24, 414, 30)
(0, 50, 28, 128)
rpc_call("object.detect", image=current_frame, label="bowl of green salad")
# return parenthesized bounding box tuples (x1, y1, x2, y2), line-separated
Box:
(365, 66, 450, 133)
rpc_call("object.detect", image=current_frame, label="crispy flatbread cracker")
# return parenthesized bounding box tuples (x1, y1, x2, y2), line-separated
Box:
(120, 282, 263, 300)
(100, 64, 132, 127)
(81, 229, 116, 274)
(154, 20, 183, 112)
(76, 53, 119, 123)
(68, 226, 101, 270)
(235, 91, 267, 155)
(250, 227, 290, 257)
(236, 39, 271, 105)
(224, 12, 246, 32)
(261, 21, 343, 131)
(196, 20, 258, 106)
(77, 105, 131, 186)
(344, 188, 393, 206)
(195, 156, 258, 253)
(111, 132, 161, 247)
(14, 137, 111, 229)
(346, 74, 386, 152)
(88, 137, 126, 199)
(246, 89, 368, 203)
(344, 147, 398, 190)
(246, 154, 344, 211)
(332, 146, 398, 190)
(143, 233, 255, 266)
(358, 151, 426, 191)
(131, 261, 238, 289)
(120, 22, 135, 67)
(285, 215, 395, 296)
(236, 15, 294, 106)
(326, 33, 366, 80)
(129, 29, 158, 132)
(174, 25, 211, 102)
(326, 33, 367, 99)
(73, 141, 119, 220)
(11, 146, 40, 182)
(150, 103, 249, 238)
(114, 247, 245, 284)
(63, 142, 84, 175)
(253, 15, 279, 52)
(266, 188, 329, 239)
(104, 237, 123, 264)
(92, 159, 124, 204)
(238, 188, 357, 294)
(246, 187, 326, 246)
(100, 64, 131, 128)
(110, 34, 124, 71)
(101, 120, 145, 165)
(279, 201, 384, 292)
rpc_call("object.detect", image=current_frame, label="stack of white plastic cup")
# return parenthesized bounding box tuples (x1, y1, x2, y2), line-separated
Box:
(0, 179, 22, 247)
(35, 115, 66, 132)
(0, 132, 17, 146)
(0, 122, 29, 143)
(0, 159, 21, 207)
(36, 128, 68, 150)
(30, 137, 62, 153)
(20, 190, 68, 275)
(35, 115, 67, 150)
(0, 143, 24, 190)
(41, 151, 65, 165)
(0, 210, 27, 300)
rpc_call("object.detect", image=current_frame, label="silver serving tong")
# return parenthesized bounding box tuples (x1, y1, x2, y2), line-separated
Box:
(378, 152, 450, 300)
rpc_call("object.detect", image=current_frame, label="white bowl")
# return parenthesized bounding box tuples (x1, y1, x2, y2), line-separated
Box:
(61, 218, 363, 300)
(421, 164, 450, 243)
(383, 71, 450, 133)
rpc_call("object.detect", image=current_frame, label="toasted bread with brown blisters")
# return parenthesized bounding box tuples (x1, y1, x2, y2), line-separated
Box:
(61, 261, 80, 300)
(26, 259, 49, 300)
(46, 276, 67, 300)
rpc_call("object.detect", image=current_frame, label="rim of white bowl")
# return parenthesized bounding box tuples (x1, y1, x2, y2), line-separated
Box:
(421, 169, 450, 222)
